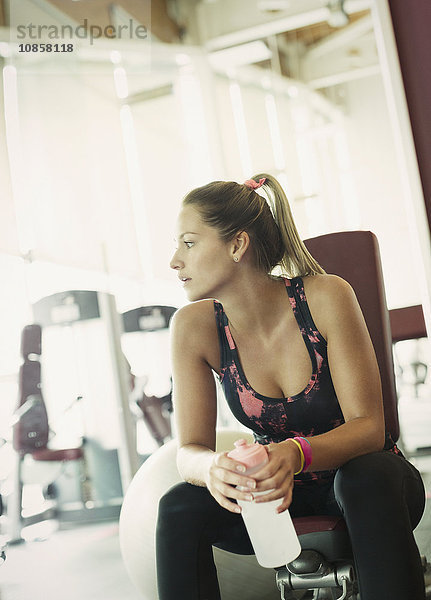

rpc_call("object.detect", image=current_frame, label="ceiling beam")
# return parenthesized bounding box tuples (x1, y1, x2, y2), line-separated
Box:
(305, 14, 373, 59)
(204, 0, 371, 51)
(307, 63, 381, 89)
(44, 0, 181, 43)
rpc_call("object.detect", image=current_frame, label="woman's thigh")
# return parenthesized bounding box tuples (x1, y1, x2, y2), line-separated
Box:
(332, 451, 426, 599)
(334, 451, 425, 528)
(157, 481, 254, 554)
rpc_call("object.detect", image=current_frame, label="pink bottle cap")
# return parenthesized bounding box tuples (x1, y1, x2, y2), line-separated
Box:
(227, 438, 268, 469)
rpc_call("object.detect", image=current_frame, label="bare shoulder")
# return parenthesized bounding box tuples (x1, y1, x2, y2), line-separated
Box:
(302, 274, 361, 339)
(170, 299, 220, 365)
(304, 273, 356, 303)
(171, 299, 217, 332)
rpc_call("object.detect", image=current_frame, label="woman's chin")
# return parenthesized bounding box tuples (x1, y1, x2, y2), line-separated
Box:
(183, 286, 197, 301)
(185, 288, 209, 303)
(186, 291, 204, 302)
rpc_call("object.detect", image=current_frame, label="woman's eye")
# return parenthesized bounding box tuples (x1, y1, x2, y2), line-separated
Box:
(184, 241, 194, 248)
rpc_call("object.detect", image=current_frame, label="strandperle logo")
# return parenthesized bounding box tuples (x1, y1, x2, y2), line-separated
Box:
(15, 19, 148, 45)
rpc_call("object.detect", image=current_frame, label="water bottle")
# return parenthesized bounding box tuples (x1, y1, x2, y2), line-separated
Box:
(228, 438, 301, 568)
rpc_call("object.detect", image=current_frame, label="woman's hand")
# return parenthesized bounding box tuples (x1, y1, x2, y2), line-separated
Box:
(252, 441, 301, 513)
(205, 451, 258, 514)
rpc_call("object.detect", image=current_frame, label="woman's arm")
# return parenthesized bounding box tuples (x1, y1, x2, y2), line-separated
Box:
(171, 302, 258, 512)
(253, 274, 386, 511)
(171, 302, 217, 485)
(297, 274, 386, 469)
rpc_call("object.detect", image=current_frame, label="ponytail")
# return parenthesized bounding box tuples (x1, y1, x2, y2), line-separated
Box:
(251, 173, 325, 277)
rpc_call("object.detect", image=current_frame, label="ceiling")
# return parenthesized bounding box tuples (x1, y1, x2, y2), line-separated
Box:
(5, 0, 372, 47)
(2, 0, 376, 89)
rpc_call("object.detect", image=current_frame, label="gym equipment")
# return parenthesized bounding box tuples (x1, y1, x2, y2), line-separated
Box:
(136, 389, 172, 448)
(8, 323, 86, 543)
(31, 290, 138, 502)
(3, 289, 140, 536)
(121, 306, 176, 448)
(0, 492, 5, 564)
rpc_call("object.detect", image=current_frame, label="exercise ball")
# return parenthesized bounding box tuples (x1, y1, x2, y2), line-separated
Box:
(119, 430, 280, 600)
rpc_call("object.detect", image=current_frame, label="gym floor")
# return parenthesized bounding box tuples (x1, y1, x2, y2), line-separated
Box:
(0, 457, 430, 600)
(0, 520, 141, 600)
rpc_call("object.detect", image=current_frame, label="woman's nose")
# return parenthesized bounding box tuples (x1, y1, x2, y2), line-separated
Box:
(170, 249, 183, 270)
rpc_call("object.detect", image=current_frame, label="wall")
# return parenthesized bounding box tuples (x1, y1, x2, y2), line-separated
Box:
(342, 73, 420, 308)
(389, 0, 431, 231)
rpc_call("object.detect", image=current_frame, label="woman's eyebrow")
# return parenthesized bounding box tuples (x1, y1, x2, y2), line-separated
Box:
(173, 232, 200, 243)
(179, 231, 199, 239)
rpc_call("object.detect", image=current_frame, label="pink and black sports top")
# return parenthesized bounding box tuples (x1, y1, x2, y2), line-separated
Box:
(214, 276, 400, 485)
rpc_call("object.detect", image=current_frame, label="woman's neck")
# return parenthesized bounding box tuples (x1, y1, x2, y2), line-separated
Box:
(217, 270, 288, 338)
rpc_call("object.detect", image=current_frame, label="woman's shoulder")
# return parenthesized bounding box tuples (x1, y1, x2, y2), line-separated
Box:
(171, 299, 219, 345)
(303, 273, 355, 300)
(172, 299, 215, 329)
(170, 300, 220, 370)
(302, 274, 359, 338)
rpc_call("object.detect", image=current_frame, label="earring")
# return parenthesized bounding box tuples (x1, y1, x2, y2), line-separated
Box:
(233, 256, 239, 262)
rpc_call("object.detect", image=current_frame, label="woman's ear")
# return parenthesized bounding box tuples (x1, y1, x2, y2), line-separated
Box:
(231, 231, 250, 263)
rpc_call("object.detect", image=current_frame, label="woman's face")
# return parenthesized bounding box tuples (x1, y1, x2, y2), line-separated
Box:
(170, 205, 235, 302)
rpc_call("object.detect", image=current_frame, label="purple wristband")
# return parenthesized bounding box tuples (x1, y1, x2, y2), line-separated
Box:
(294, 437, 313, 471)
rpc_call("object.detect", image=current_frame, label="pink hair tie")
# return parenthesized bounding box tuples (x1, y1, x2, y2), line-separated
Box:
(244, 177, 266, 190)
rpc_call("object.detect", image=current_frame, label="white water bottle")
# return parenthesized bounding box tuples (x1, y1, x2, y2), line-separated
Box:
(228, 438, 301, 568)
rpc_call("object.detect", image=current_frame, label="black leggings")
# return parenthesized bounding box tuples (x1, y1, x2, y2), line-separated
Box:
(156, 451, 426, 600)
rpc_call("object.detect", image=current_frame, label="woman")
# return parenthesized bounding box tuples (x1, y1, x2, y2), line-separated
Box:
(156, 174, 426, 600)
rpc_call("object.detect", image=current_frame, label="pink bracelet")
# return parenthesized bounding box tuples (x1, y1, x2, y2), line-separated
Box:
(293, 437, 313, 471)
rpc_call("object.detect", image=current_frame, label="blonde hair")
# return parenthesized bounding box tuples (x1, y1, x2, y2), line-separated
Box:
(182, 173, 324, 278)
